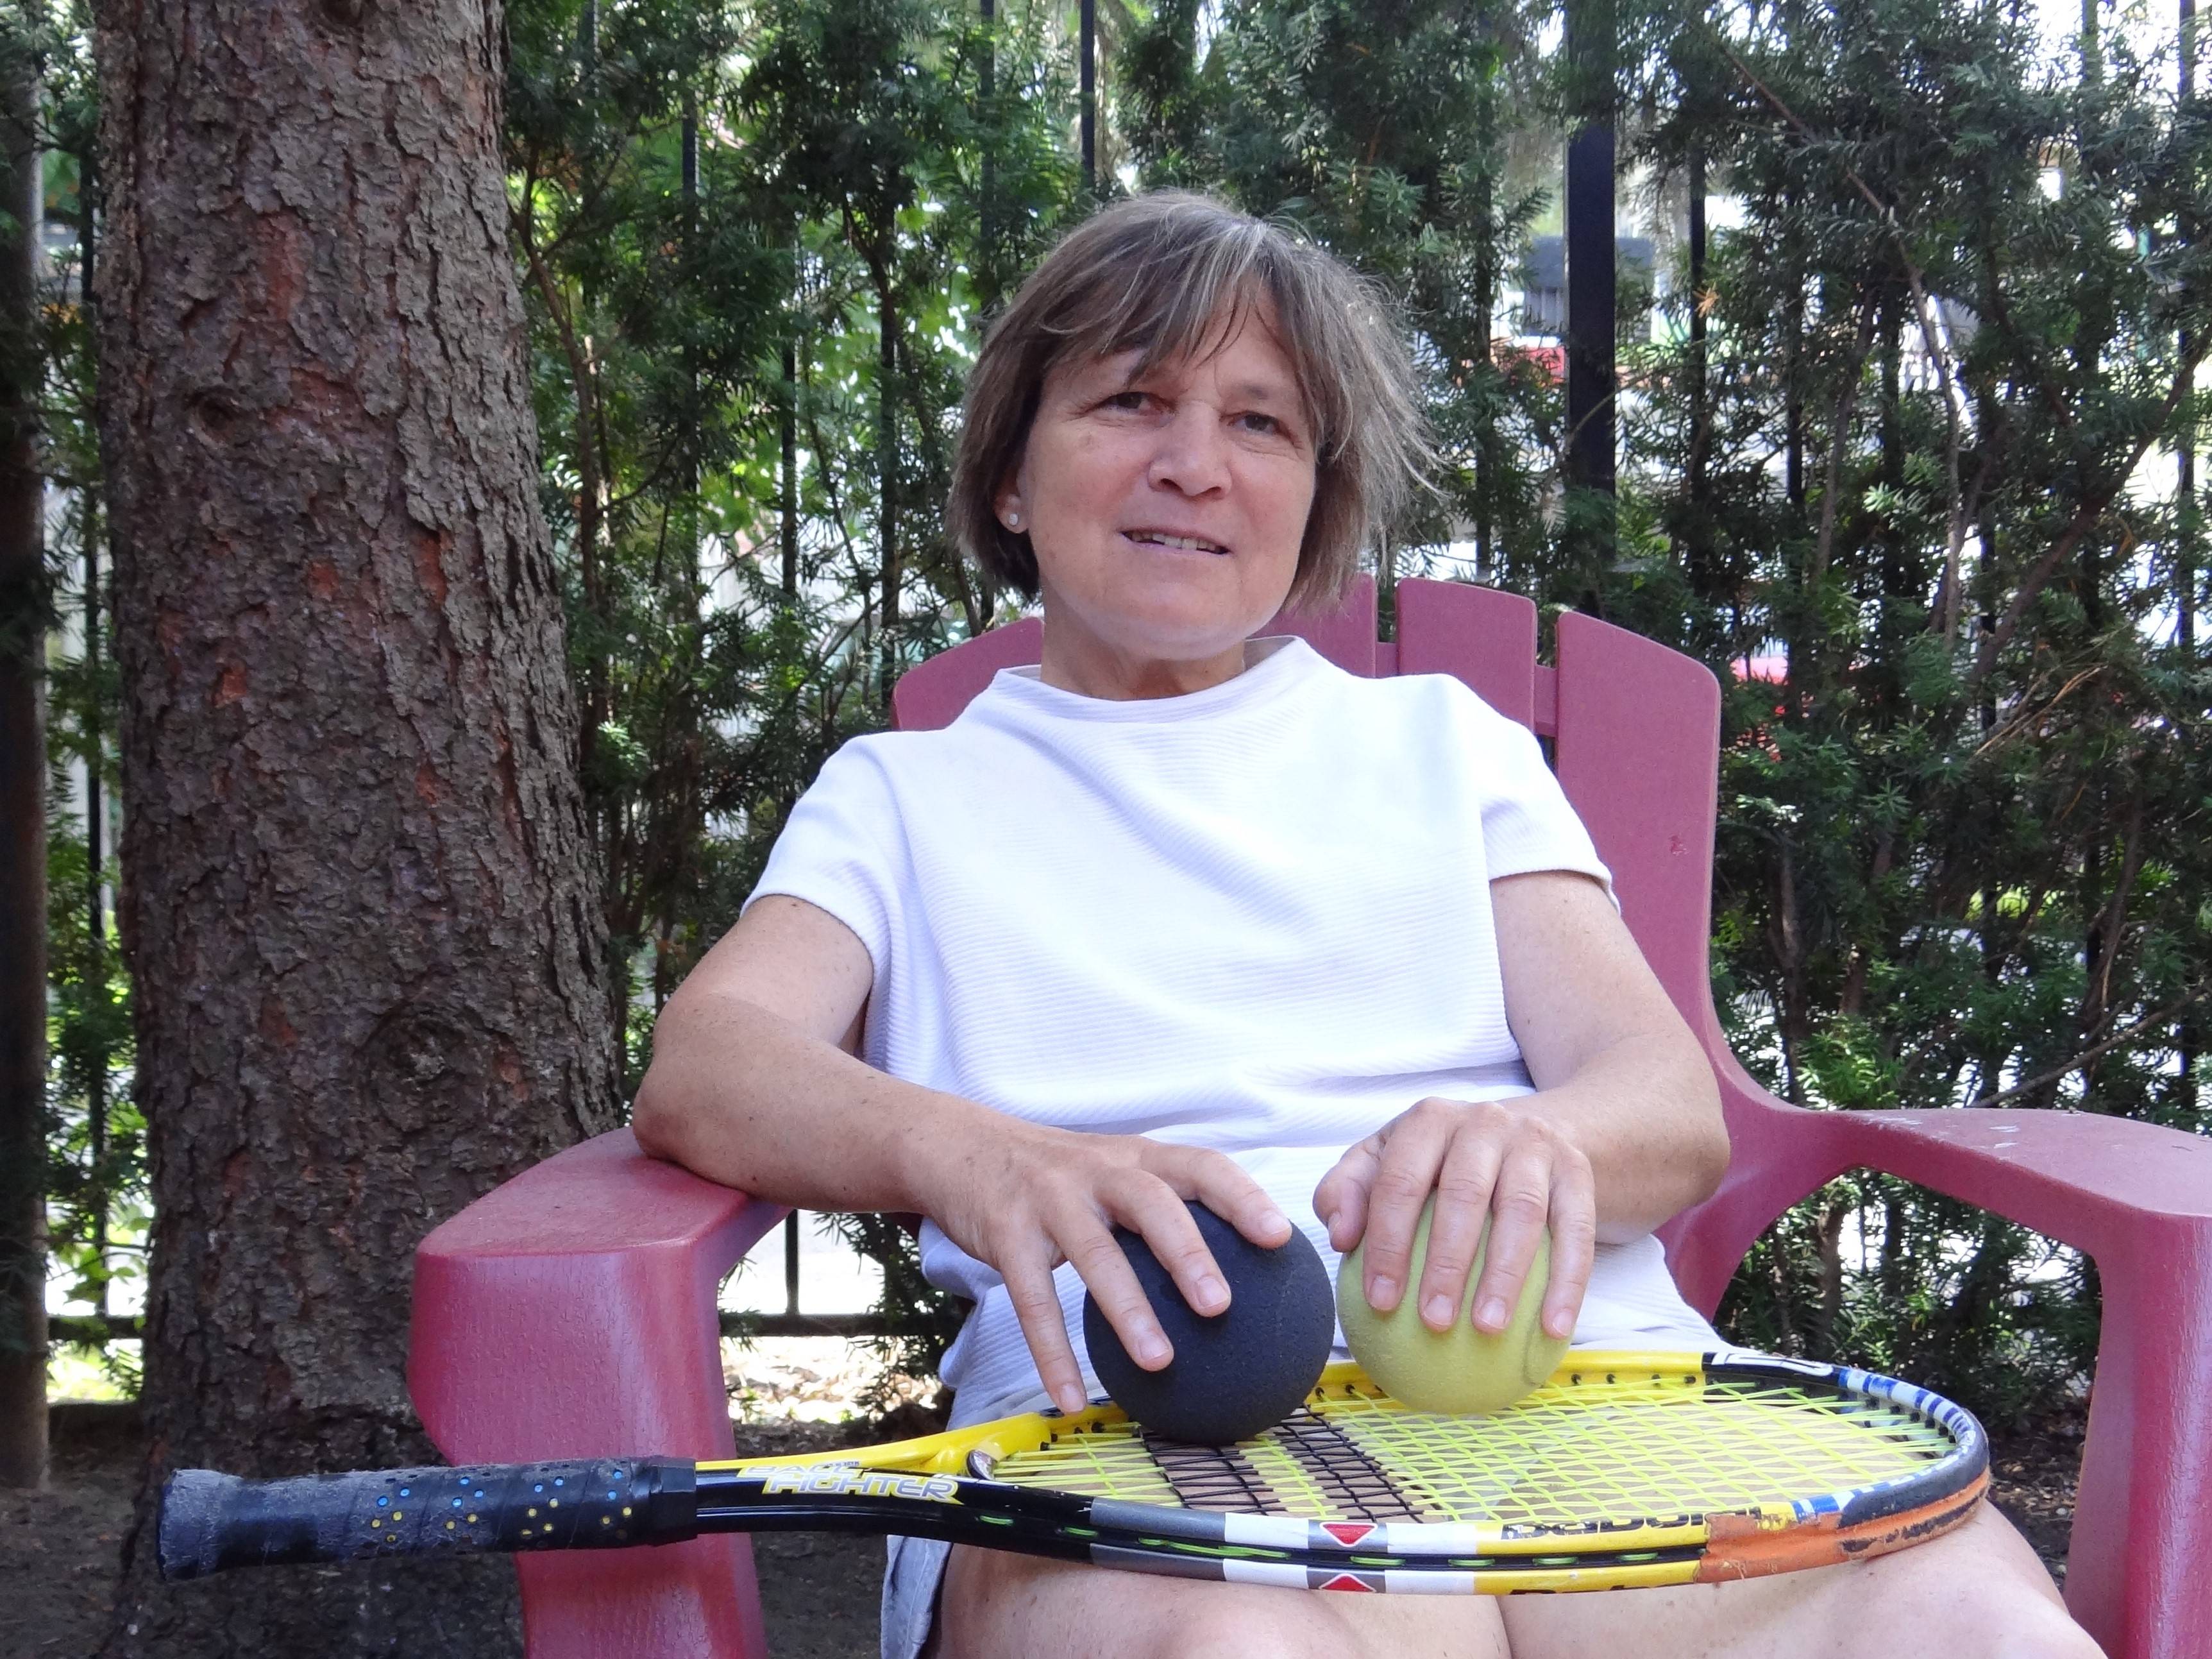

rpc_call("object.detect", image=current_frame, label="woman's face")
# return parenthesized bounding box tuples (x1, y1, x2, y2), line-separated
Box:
(997, 307, 1318, 697)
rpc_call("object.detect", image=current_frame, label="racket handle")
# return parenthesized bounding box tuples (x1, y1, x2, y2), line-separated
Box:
(158, 1456, 698, 1579)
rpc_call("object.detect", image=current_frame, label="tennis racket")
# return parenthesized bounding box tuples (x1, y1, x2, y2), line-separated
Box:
(160, 1350, 1988, 1594)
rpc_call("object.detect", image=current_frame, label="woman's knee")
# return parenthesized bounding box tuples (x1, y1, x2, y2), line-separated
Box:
(1909, 1591, 2100, 1658)
(1503, 1503, 2098, 1659)
(1901, 1570, 2099, 1659)
(1136, 1597, 1336, 1659)
(940, 1559, 1336, 1659)
(1809, 1502, 2098, 1659)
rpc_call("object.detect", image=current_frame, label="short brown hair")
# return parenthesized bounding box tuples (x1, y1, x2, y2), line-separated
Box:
(949, 192, 1430, 612)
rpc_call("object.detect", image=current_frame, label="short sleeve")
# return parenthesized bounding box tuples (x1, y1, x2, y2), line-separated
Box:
(1472, 704, 1616, 901)
(743, 740, 902, 978)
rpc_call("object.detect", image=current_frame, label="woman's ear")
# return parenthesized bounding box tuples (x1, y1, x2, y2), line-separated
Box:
(994, 475, 1027, 534)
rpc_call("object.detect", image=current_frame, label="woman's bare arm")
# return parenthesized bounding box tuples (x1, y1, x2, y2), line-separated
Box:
(1490, 868, 1730, 1232)
(1314, 870, 1728, 1342)
(631, 895, 1290, 1415)
(632, 894, 957, 1213)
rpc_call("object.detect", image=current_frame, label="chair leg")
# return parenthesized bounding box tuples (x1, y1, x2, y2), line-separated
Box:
(2063, 1222, 2212, 1659)
(516, 1547, 770, 1659)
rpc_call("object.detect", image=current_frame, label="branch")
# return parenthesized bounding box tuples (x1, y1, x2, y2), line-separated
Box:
(511, 201, 605, 588)
(1708, 30, 1976, 645)
(1812, 299, 1879, 587)
(1968, 359, 2204, 681)
(798, 357, 868, 578)
(1938, 440, 1996, 642)
(1969, 663, 2103, 757)
(2085, 790, 2149, 1026)
(1978, 239, 2077, 441)
(1963, 988, 2208, 1109)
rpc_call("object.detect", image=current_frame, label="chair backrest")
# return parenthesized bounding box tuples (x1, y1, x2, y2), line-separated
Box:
(891, 575, 1726, 1046)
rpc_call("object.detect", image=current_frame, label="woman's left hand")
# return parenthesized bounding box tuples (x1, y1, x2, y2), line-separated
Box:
(1313, 1095, 1596, 1342)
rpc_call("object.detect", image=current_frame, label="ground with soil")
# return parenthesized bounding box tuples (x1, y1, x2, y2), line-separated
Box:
(3, 1406, 141, 1658)
(1982, 1406, 2086, 1590)
(2, 1401, 2083, 1658)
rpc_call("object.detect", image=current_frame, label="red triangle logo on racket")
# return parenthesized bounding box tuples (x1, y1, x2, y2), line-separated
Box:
(1321, 1522, 1376, 1547)
(1316, 1571, 1381, 1592)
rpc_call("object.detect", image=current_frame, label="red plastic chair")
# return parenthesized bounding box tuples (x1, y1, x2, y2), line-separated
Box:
(409, 577, 2212, 1659)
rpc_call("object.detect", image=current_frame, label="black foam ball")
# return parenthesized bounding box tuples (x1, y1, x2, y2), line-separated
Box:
(1081, 1202, 1334, 1445)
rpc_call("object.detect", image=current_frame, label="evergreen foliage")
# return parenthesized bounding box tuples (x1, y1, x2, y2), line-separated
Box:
(1616, 0, 2211, 1421)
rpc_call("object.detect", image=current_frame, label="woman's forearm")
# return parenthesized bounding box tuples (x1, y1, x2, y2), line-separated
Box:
(1489, 870, 1730, 1244)
(630, 988, 994, 1215)
(1514, 1026, 1728, 1243)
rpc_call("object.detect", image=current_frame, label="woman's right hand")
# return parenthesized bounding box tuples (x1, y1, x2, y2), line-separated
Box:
(919, 1122, 1294, 1416)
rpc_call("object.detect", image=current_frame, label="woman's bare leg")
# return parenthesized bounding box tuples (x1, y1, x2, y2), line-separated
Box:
(938, 1502, 2097, 1658)
(1501, 1501, 2101, 1659)
(938, 1545, 1514, 1659)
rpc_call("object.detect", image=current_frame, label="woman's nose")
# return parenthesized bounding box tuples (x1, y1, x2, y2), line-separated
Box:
(1145, 406, 1232, 496)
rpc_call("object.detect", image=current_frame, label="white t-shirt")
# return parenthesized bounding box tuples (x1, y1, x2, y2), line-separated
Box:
(747, 636, 1716, 1418)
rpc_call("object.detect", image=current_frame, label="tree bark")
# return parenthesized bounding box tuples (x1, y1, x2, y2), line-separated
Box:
(0, 26, 47, 1494)
(875, 259, 900, 697)
(782, 339, 799, 598)
(92, 1, 620, 1651)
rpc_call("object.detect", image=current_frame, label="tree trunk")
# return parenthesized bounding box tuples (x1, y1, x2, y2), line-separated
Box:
(782, 339, 800, 597)
(93, 1, 620, 1651)
(877, 262, 900, 697)
(1472, 79, 1498, 583)
(1784, 266, 1804, 511)
(0, 27, 47, 1493)
(1686, 143, 1706, 490)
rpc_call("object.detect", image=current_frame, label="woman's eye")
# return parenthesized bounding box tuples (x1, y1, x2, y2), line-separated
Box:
(1103, 391, 1149, 411)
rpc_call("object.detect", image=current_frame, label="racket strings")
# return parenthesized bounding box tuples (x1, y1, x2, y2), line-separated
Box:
(1142, 1438, 1287, 1515)
(1312, 1377, 1957, 1528)
(1140, 1412, 1435, 1523)
(986, 1372, 1961, 1533)
(993, 1424, 1181, 1506)
(1251, 1411, 1434, 1522)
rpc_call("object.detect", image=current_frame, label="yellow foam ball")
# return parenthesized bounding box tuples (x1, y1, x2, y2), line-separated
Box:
(1337, 1196, 1570, 1415)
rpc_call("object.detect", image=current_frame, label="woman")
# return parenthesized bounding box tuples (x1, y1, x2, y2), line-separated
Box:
(634, 194, 2094, 1659)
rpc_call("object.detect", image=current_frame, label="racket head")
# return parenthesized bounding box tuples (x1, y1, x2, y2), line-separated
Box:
(716, 1348, 1988, 1588)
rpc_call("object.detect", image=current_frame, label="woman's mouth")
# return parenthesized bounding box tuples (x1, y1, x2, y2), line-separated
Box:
(1123, 530, 1230, 556)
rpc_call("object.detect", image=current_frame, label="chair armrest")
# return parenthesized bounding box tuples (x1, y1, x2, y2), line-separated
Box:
(1663, 1050, 2212, 1310)
(409, 1128, 786, 1659)
(1826, 1102, 2212, 1249)
(1665, 1057, 2212, 1659)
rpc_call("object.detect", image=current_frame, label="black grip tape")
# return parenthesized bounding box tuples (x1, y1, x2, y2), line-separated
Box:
(158, 1457, 698, 1580)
